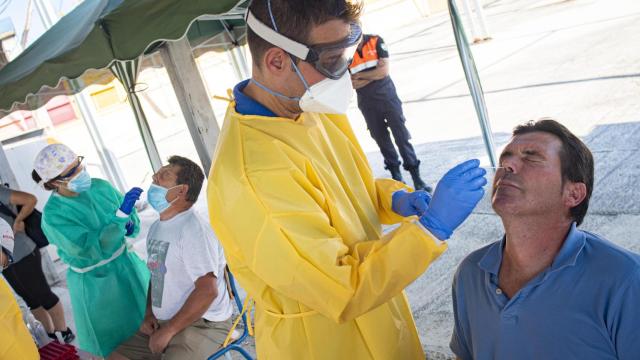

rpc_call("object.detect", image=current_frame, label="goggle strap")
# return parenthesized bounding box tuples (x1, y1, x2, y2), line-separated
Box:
(246, 11, 310, 60)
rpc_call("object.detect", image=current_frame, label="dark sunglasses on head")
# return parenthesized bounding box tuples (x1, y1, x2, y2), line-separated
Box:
(51, 156, 85, 182)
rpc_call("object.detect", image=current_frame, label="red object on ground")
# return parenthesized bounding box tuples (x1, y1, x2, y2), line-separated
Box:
(38, 342, 80, 360)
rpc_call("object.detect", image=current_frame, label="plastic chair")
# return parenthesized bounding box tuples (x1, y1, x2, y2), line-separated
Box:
(208, 267, 254, 360)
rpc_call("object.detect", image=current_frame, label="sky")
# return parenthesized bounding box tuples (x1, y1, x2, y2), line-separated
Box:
(0, 0, 79, 49)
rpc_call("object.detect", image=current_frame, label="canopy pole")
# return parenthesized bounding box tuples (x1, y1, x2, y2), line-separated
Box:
(110, 59, 163, 172)
(69, 79, 128, 191)
(159, 37, 220, 174)
(222, 22, 250, 80)
(33, 0, 127, 191)
(231, 46, 250, 80)
(226, 46, 246, 82)
(32, 0, 56, 30)
(448, 0, 498, 167)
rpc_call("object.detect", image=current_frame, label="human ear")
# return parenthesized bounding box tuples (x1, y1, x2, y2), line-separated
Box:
(178, 184, 189, 198)
(563, 182, 587, 208)
(263, 48, 287, 74)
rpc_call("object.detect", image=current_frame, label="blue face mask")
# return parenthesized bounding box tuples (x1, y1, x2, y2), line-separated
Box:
(67, 168, 92, 193)
(147, 184, 179, 214)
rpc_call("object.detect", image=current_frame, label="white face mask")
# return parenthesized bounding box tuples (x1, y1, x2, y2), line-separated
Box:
(251, 68, 354, 115)
(298, 72, 354, 114)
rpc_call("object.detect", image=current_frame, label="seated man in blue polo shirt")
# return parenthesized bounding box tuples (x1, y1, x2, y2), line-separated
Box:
(450, 118, 640, 360)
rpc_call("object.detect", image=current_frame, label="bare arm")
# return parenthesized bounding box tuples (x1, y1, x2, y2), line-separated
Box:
(167, 273, 218, 332)
(139, 283, 159, 335)
(9, 190, 37, 232)
(149, 273, 218, 353)
(351, 57, 390, 81)
(0, 250, 8, 269)
(351, 78, 372, 89)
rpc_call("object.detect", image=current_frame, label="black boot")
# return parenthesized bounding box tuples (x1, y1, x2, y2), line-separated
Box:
(388, 165, 404, 182)
(408, 166, 432, 193)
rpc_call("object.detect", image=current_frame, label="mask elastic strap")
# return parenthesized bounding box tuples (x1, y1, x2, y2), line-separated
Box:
(250, 78, 301, 102)
(165, 197, 179, 210)
(265, 0, 312, 96)
(265, 0, 312, 93)
(290, 59, 312, 94)
(164, 184, 181, 202)
(158, 184, 182, 214)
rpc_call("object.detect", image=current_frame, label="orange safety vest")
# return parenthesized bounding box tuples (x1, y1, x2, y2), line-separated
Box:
(349, 36, 381, 74)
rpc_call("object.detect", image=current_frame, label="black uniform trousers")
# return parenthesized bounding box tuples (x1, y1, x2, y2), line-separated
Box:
(3, 249, 60, 310)
(357, 78, 420, 170)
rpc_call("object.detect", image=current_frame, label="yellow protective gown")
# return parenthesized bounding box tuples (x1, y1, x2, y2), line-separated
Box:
(0, 277, 39, 360)
(208, 103, 447, 360)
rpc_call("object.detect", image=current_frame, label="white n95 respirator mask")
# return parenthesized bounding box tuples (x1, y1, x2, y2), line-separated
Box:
(298, 72, 354, 114)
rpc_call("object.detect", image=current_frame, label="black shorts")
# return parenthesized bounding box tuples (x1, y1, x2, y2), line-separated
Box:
(3, 249, 59, 310)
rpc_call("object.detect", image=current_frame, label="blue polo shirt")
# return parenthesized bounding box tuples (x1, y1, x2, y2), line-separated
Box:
(451, 223, 640, 360)
(233, 80, 276, 117)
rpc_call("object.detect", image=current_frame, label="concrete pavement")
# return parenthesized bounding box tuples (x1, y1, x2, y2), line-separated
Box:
(27, 0, 640, 358)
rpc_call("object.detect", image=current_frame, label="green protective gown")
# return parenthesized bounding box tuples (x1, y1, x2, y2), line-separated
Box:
(41, 178, 150, 357)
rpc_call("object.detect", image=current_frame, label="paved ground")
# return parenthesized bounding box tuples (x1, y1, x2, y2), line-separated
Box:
(9, 0, 639, 358)
(362, 0, 640, 357)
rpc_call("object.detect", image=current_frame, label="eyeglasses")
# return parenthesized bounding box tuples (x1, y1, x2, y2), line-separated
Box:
(52, 156, 85, 182)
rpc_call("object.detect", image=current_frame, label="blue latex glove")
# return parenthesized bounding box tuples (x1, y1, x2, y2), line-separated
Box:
(419, 159, 487, 240)
(392, 190, 431, 217)
(119, 187, 143, 215)
(125, 221, 135, 236)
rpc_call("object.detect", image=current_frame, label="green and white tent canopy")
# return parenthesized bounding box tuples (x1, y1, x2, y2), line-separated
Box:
(0, 0, 249, 115)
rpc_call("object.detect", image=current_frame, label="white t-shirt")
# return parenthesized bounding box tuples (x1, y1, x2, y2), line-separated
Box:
(146, 208, 233, 322)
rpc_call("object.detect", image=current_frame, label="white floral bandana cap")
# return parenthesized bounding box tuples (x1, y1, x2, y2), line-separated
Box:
(33, 143, 78, 184)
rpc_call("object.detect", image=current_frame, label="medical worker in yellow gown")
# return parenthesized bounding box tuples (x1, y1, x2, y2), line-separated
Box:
(208, 1, 487, 359)
(0, 278, 39, 360)
(1, 218, 39, 360)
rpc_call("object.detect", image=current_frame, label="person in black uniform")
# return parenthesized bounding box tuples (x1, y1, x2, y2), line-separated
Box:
(350, 34, 431, 192)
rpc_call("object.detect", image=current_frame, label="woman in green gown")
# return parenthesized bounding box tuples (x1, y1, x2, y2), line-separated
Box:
(32, 144, 150, 357)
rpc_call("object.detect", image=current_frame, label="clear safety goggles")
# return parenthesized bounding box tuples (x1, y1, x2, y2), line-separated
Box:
(246, 10, 363, 80)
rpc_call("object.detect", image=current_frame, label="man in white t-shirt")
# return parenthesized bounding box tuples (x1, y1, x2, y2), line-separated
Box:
(112, 156, 233, 360)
